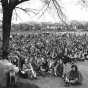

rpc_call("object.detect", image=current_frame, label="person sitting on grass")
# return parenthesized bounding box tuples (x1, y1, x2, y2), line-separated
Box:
(27, 62, 37, 79)
(64, 64, 83, 86)
(55, 59, 64, 77)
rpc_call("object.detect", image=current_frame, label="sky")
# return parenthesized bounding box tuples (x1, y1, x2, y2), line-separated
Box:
(11, 0, 88, 23)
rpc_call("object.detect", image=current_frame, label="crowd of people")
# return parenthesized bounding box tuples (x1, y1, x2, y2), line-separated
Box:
(6, 32, 87, 87)
(9, 32, 88, 62)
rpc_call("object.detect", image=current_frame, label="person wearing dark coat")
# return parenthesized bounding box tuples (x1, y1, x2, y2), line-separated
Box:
(40, 59, 49, 76)
(20, 57, 25, 70)
(40, 60, 48, 72)
(64, 64, 83, 86)
(55, 59, 64, 77)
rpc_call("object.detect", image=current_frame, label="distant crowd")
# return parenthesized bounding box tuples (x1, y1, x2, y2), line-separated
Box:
(6, 32, 86, 88)
(9, 32, 88, 62)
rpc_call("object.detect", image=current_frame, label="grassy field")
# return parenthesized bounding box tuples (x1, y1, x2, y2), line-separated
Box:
(18, 61, 88, 88)
(0, 61, 88, 88)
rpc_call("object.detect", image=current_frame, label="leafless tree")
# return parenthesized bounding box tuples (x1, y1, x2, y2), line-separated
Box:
(0, 0, 66, 59)
(1, 0, 30, 59)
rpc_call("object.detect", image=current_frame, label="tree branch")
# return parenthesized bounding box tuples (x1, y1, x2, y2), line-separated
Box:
(52, 0, 67, 25)
(14, 9, 23, 22)
(39, 0, 51, 17)
(15, 0, 30, 6)
(3, 0, 30, 9)
(16, 7, 30, 16)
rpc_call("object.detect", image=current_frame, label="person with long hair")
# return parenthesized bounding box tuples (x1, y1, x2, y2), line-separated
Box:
(64, 64, 83, 86)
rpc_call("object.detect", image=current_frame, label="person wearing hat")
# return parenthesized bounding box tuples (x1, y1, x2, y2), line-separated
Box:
(64, 64, 83, 86)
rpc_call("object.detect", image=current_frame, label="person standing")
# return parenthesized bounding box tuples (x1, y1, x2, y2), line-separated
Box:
(6, 67, 16, 88)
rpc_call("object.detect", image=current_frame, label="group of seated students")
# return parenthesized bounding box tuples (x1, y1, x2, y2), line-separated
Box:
(7, 56, 83, 88)
(39, 58, 83, 86)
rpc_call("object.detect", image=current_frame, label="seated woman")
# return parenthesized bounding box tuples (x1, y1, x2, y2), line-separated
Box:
(64, 64, 83, 86)
(27, 62, 37, 79)
(55, 59, 64, 77)
(19, 63, 37, 79)
(40, 59, 49, 76)
(19, 64, 28, 78)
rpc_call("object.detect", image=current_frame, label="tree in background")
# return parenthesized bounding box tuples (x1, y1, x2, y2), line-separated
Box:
(1, 0, 29, 59)
(1, 0, 66, 59)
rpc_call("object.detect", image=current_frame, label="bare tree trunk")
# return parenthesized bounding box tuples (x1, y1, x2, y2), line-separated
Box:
(2, 8, 13, 59)
(1, 0, 30, 59)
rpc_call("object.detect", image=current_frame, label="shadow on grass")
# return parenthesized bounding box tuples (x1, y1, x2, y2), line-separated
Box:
(0, 81, 40, 88)
(15, 81, 40, 88)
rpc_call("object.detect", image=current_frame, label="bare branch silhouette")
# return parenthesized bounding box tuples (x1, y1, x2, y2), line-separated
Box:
(14, 9, 23, 22)
(39, 0, 52, 17)
(52, 0, 67, 25)
(0, 0, 67, 59)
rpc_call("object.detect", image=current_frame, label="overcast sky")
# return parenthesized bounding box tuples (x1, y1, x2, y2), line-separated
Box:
(12, 0, 88, 23)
